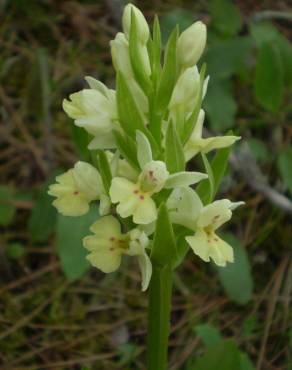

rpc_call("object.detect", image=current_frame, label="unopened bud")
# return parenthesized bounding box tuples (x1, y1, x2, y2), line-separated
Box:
(177, 21, 207, 69)
(110, 32, 133, 78)
(122, 4, 150, 44)
(169, 66, 200, 111)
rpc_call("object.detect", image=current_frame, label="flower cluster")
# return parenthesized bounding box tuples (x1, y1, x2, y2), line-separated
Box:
(49, 4, 243, 291)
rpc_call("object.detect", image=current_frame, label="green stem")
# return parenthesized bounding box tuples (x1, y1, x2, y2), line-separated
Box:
(146, 265, 173, 370)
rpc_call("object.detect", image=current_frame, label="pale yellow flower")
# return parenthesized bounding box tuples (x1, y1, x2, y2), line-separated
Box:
(110, 159, 207, 225)
(48, 162, 102, 216)
(83, 216, 152, 290)
(168, 187, 244, 266)
(83, 216, 128, 273)
(110, 176, 157, 224)
(63, 87, 117, 150)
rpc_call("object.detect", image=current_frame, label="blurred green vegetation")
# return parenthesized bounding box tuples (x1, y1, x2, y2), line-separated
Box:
(0, 0, 291, 369)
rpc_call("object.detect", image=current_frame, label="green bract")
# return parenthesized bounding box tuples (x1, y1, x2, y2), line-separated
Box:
(49, 3, 243, 290)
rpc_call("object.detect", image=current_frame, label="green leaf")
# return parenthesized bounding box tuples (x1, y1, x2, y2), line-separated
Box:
(57, 204, 99, 280)
(254, 42, 284, 112)
(204, 81, 237, 131)
(136, 130, 153, 168)
(6, 243, 26, 260)
(250, 22, 292, 87)
(247, 138, 271, 164)
(25, 48, 51, 120)
(129, 10, 152, 94)
(160, 9, 194, 43)
(249, 22, 280, 46)
(209, 0, 243, 36)
(217, 234, 253, 305)
(116, 72, 159, 155)
(277, 34, 292, 87)
(28, 176, 58, 242)
(278, 147, 292, 194)
(151, 203, 178, 267)
(113, 130, 139, 171)
(71, 125, 90, 161)
(171, 225, 192, 269)
(194, 324, 222, 349)
(197, 146, 232, 204)
(150, 15, 162, 87)
(197, 153, 215, 204)
(240, 353, 255, 370)
(165, 120, 185, 173)
(97, 150, 112, 194)
(182, 64, 206, 144)
(192, 339, 242, 370)
(116, 72, 147, 139)
(156, 27, 178, 114)
(204, 37, 252, 80)
(0, 186, 16, 226)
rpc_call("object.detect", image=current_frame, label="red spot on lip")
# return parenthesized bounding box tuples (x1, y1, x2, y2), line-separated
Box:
(140, 195, 145, 200)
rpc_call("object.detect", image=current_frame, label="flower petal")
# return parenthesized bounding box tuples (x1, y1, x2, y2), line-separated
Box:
(197, 199, 232, 230)
(136, 130, 152, 168)
(137, 252, 152, 291)
(99, 194, 111, 216)
(209, 236, 234, 267)
(186, 229, 234, 267)
(127, 229, 149, 255)
(110, 177, 137, 203)
(186, 229, 211, 262)
(82, 235, 109, 252)
(167, 187, 203, 230)
(89, 215, 122, 238)
(164, 171, 207, 188)
(116, 196, 140, 219)
(133, 196, 157, 224)
(80, 89, 111, 114)
(75, 115, 112, 136)
(202, 136, 241, 154)
(53, 194, 89, 217)
(88, 133, 116, 150)
(73, 161, 102, 200)
(86, 249, 122, 273)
